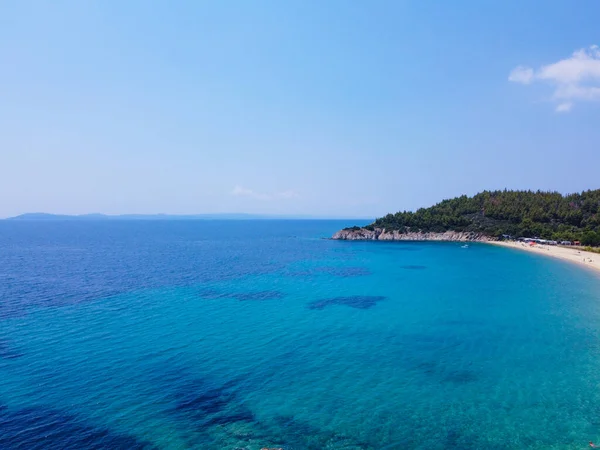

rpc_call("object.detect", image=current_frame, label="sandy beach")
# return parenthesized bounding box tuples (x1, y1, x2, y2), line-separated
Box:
(491, 241, 600, 275)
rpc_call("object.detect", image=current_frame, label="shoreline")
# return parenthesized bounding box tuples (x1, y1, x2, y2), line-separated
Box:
(332, 226, 600, 275)
(489, 241, 600, 275)
(332, 228, 492, 241)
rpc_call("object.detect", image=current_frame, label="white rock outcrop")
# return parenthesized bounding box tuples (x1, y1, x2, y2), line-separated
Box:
(332, 228, 495, 242)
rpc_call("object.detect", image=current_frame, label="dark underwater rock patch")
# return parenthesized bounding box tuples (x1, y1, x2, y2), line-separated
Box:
(0, 403, 154, 449)
(162, 371, 374, 448)
(308, 296, 386, 310)
(176, 388, 230, 415)
(171, 377, 255, 430)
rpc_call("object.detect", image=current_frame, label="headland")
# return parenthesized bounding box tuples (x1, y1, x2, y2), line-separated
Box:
(332, 189, 600, 273)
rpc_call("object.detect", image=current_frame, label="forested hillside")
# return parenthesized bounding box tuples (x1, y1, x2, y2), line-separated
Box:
(364, 190, 600, 246)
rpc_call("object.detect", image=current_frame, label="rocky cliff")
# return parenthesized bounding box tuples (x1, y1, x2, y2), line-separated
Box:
(332, 228, 495, 242)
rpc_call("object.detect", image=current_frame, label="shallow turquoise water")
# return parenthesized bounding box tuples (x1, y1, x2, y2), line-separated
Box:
(2, 221, 600, 449)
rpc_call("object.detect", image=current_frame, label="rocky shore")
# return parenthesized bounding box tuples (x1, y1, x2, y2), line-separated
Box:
(332, 227, 495, 242)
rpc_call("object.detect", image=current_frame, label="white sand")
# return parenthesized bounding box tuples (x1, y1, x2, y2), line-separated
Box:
(490, 241, 600, 275)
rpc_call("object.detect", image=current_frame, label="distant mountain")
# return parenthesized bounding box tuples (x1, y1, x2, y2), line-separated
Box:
(6, 213, 85, 221)
(6, 213, 367, 221)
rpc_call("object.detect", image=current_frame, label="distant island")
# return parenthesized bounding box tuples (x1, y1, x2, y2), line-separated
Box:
(333, 189, 600, 247)
(6, 213, 284, 221)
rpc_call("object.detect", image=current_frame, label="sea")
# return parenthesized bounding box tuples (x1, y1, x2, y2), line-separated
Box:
(2, 220, 600, 450)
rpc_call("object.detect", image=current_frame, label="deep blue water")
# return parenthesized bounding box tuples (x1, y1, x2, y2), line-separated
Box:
(2, 220, 600, 449)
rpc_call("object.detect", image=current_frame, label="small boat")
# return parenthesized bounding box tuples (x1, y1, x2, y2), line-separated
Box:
(461, 244, 469, 248)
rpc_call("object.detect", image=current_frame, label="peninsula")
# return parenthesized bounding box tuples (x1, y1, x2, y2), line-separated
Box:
(333, 189, 600, 246)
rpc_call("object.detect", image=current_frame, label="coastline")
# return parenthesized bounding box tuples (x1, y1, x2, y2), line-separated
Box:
(332, 228, 493, 242)
(489, 241, 600, 275)
(332, 227, 600, 275)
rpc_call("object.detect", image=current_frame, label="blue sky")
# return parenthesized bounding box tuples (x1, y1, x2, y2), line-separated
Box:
(1, 1, 599, 218)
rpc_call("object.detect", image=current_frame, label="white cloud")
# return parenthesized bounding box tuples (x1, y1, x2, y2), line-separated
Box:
(509, 45, 600, 112)
(231, 186, 298, 201)
(231, 186, 268, 200)
(508, 66, 534, 84)
(555, 102, 572, 113)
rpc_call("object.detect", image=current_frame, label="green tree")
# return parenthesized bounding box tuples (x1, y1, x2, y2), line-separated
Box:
(350, 189, 600, 246)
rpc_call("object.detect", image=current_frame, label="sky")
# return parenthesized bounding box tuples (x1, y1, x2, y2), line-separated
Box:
(1, 1, 599, 218)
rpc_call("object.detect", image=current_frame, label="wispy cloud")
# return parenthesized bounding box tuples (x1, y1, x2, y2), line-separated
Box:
(508, 66, 534, 84)
(231, 186, 299, 201)
(555, 102, 573, 113)
(509, 45, 600, 112)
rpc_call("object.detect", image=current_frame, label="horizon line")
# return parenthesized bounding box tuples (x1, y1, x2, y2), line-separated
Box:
(2, 212, 376, 221)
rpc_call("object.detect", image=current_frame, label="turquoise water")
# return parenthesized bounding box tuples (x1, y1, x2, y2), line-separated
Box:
(2, 220, 600, 449)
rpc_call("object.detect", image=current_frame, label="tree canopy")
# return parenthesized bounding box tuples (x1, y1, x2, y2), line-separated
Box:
(366, 189, 600, 246)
